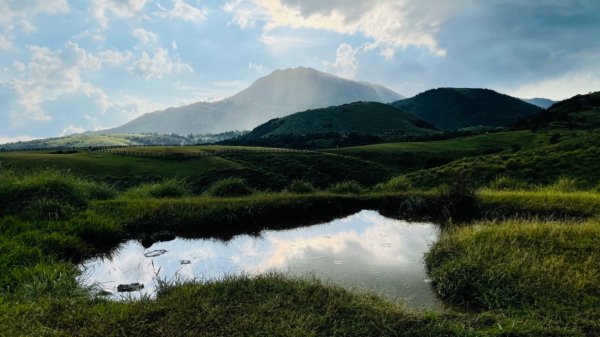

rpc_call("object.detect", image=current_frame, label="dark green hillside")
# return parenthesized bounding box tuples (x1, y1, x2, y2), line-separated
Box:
(392, 88, 541, 131)
(519, 91, 600, 129)
(405, 130, 600, 187)
(327, 130, 551, 172)
(0, 148, 396, 190)
(245, 101, 439, 138)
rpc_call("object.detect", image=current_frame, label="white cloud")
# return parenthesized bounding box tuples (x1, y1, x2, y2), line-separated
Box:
(98, 49, 134, 65)
(508, 67, 600, 101)
(226, 0, 462, 57)
(0, 33, 12, 50)
(0, 135, 37, 145)
(91, 0, 149, 27)
(60, 124, 87, 137)
(323, 43, 358, 79)
(155, 0, 206, 21)
(248, 62, 265, 72)
(8, 42, 109, 125)
(132, 28, 159, 45)
(0, 0, 69, 49)
(72, 29, 107, 44)
(129, 48, 193, 80)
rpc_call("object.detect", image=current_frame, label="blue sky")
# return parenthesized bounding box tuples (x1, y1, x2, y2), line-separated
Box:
(1, 0, 599, 142)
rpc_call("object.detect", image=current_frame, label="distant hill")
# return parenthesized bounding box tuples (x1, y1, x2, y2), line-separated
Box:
(105, 67, 404, 135)
(522, 98, 556, 109)
(519, 91, 600, 129)
(222, 102, 440, 148)
(391, 88, 541, 131)
(0, 132, 245, 150)
(245, 102, 438, 137)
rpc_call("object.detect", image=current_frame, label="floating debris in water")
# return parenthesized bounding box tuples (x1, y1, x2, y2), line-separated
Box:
(180, 260, 191, 265)
(117, 283, 144, 292)
(144, 249, 167, 257)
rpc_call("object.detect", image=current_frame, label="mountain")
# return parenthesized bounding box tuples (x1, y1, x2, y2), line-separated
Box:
(519, 91, 600, 129)
(106, 67, 404, 135)
(222, 101, 439, 149)
(522, 98, 556, 109)
(244, 102, 438, 138)
(391, 88, 542, 131)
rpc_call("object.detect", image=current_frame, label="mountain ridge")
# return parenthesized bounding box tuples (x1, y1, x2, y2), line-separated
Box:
(105, 67, 404, 135)
(391, 88, 541, 131)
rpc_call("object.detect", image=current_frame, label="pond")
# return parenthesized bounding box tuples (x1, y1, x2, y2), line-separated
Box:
(79, 210, 445, 310)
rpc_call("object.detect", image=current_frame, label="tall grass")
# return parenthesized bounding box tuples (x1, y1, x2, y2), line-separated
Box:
(122, 179, 191, 199)
(426, 218, 600, 311)
(487, 175, 529, 190)
(327, 180, 364, 194)
(204, 178, 253, 197)
(284, 180, 317, 194)
(0, 169, 116, 219)
(373, 175, 413, 192)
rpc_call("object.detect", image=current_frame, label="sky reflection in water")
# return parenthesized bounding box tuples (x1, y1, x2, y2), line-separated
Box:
(79, 210, 443, 310)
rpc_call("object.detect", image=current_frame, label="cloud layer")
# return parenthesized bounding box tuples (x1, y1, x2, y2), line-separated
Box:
(0, 0, 599, 141)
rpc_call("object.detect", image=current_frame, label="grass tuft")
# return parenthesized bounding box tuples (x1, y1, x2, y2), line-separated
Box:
(284, 180, 317, 194)
(123, 179, 191, 199)
(327, 180, 364, 194)
(204, 178, 253, 197)
(374, 175, 413, 192)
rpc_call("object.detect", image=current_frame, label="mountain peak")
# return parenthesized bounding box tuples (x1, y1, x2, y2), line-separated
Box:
(106, 68, 404, 135)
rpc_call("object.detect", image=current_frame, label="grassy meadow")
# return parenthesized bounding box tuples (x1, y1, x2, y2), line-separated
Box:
(0, 129, 599, 336)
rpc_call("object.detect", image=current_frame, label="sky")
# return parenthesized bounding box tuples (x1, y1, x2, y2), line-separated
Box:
(1, 0, 599, 142)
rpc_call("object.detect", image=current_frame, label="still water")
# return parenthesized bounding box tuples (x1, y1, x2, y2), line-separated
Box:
(79, 210, 444, 310)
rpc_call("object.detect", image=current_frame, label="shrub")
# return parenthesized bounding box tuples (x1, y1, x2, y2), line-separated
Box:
(204, 178, 253, 197)
(374, 176, 412, 192)
(124, 179, 191, 199)
(285, 180, 316, 194)
(327, 181, 364, 194)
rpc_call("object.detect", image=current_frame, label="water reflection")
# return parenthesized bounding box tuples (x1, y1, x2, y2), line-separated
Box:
(79, 210, 443, 310)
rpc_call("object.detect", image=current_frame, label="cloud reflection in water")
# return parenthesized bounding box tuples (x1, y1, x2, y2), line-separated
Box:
(79, 210, 443, 310)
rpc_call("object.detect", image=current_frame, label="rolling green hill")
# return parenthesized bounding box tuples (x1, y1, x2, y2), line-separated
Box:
(391, 88, 541, 131)
(519, 91, 600, 129)
(403, 129, 600, 187)
(0, 147, 396, 190)
(245, 101, 439, 138)
(326, 130, 552, 172)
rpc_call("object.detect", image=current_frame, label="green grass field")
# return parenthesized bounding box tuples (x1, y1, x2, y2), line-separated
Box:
(405, 130, 600, 187)
(1, 129, 599, 336)
(325, 130, 555, 172)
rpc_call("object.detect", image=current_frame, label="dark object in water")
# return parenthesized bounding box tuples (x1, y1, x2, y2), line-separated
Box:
(117, 283, 144, 292)
(144, 249, 168, 257)
(180, 260, 191, 265)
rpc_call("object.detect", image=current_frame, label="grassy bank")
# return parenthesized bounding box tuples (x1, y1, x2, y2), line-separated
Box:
(0, 168, 599, 335)
(1, 275, 592, 337)
(425, 219, 600, 334)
